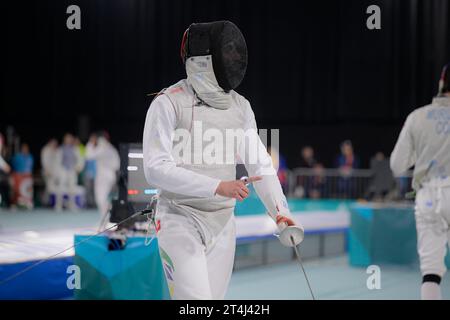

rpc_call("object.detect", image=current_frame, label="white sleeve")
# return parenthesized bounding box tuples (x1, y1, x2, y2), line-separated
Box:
(238, 101, 292, 221)
(390, 113, 416, 175)
(143, 94, 221, 197)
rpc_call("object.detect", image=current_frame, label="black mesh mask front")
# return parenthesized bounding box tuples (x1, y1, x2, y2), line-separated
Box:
(183, 21, 248, 92)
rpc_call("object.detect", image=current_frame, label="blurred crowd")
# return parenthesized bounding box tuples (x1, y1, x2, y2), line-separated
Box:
(275, 140, 408, 201)
(0, 131, 119, 214)
(0, 131, 408, 211)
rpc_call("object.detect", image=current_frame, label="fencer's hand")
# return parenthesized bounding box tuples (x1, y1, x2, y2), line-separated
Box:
(276, 215, 296, 227)
(215, 176, 262, 201)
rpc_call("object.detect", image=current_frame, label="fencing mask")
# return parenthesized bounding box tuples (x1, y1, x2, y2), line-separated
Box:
(181, 21, 248, 93)
(438, 63, 450, 96)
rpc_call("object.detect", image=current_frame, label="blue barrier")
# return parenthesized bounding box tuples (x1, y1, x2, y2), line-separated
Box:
(0, 257, 73, 300)
(73, 235, 170, 300)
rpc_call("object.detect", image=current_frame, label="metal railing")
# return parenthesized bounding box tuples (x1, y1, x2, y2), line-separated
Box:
(286, 168, 413, 200)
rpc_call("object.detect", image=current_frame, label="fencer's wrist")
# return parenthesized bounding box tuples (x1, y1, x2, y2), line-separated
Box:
(214, 180, 223, 196)
(276, 214, 296, 227)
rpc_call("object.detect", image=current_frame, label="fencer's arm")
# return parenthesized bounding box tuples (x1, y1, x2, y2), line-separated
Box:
(390, 113, 416, 175)
(239, 102, 293, 222)
(143, 95, 220, 198)
(87, 138, 120, 172)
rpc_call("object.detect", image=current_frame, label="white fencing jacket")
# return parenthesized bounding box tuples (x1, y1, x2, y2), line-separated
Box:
(143, 75, 290, 244)
(391, 96, 450, 190)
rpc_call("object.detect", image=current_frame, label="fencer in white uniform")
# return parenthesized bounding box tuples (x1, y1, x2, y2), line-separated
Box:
(86, 134, 120, 221)
(391, 63, 450, 300)
(56, 134, 84, 210)
(143, 21, 303, 300)
(41, 139, 60, 199)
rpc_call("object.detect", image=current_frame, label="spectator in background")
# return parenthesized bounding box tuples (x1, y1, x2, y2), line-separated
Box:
(296, 146, 325, 199)
(86, 131, 119, 227)
(56, 133, 84, 211)
(365, 152, 396, 201)
(74, 137, 86, 158)
(40, 138, 60, 205)
(82, 137, 97, 208)
(11, 143, 34, 209)
(12, 143, 34, 174)
(73, 136, 88, 205)
(0, 133, 11, 208)
(309, 163, 326, 199)
(299, 146, 317, 168)
(336, 140, 360, 171)
(71, 136, 86, 173)
(335, 140, 360, 198)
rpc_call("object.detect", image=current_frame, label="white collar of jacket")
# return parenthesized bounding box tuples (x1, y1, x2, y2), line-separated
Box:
(432, 96, 450, 107)
(185, 55, 232, 110)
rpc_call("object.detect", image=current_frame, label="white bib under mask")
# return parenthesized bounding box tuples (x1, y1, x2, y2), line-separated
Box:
(186, 55, 232, 110)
